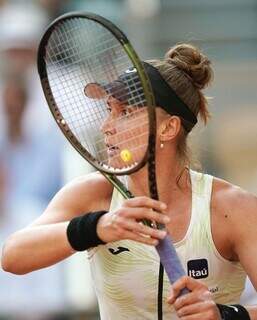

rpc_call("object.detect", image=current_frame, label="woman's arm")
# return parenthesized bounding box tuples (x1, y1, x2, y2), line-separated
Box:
(1, 172, 170, 275)
(1, 221, 72, 274)
(1, 172, 112, 274)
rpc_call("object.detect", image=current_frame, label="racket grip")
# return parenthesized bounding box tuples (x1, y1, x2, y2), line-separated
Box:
(156, 235, 189, 296)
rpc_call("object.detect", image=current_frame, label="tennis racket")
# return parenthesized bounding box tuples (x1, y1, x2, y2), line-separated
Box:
(37, 12, 188, 297)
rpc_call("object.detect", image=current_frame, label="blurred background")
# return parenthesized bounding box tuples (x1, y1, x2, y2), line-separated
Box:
(0, 0, 256, 319)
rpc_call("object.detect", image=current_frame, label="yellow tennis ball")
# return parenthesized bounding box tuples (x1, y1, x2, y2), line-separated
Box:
(120, 149, 132, 162)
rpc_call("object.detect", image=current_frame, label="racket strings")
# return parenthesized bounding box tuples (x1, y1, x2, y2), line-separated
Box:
(96, 130, 149, 155)
(44, 17, 149, 171)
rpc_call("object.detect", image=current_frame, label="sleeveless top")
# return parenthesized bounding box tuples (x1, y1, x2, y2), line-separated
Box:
(88, 170, 246, 319)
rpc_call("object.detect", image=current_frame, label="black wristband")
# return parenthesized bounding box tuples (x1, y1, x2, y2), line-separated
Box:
(66, 211, 107, 251)
(217, 304, 250, 320)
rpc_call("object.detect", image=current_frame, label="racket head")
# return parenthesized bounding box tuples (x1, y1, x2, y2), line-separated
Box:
(37, 12, 156, 175)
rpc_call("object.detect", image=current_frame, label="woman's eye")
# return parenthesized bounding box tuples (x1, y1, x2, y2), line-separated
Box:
(121, 109, 128, 116)
(121, 108, 133, 116)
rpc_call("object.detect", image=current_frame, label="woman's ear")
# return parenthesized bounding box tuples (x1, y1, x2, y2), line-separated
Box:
(158, 116, 181, 142)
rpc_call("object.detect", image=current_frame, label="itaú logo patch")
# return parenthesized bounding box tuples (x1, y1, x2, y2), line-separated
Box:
(187, 259, 209, 279)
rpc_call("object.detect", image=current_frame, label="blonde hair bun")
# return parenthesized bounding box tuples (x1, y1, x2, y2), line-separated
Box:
(165, 43, 213, 90)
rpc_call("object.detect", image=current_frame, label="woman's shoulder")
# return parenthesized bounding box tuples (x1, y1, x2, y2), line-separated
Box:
(66, 171, 112, 190)
(211, 175, 257, 217)
(69, 170, 113, 196)
(48, 171, 114, 214)
(208, 175, 257, 263)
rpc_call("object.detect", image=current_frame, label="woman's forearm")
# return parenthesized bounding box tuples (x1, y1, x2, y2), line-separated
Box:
(1, 221, 74, 274)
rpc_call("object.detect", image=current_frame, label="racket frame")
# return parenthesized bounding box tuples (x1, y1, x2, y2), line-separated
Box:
(37, 12, 156, 180)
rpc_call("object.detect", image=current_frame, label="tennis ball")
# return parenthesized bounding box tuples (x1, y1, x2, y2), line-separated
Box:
(120, 149, 132, 162)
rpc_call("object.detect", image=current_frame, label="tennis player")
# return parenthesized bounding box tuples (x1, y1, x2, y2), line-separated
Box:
(2, 43, 257, 319)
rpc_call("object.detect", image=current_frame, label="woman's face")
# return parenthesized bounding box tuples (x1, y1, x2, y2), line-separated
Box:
(100, 95, 149, 169)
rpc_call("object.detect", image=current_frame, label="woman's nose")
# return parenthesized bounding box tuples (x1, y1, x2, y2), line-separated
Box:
(101, 113, 116, 135)
(101, 96, 120, 134)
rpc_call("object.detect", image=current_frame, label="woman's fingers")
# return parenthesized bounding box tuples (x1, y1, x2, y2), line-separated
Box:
(173, 290, 213, 311)
(123, 196, 167, 212)
(97, 196, 170, 244)
(115, 227, 159, 246)
(176, 300, 217, 318)
(168, 276, 208, 303)
(117, 207, 170, 225)
(116, 216, 167, 240)
(167, 276, 220, 320)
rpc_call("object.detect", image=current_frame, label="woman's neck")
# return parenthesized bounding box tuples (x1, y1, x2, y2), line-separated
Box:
(127, 151, 190, 205)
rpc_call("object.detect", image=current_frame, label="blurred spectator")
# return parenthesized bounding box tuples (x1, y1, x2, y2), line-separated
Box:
(0, 1, 53, 134)
(39, 0, 69, 19)
(0, 76, 63, 217)
(0, 77, 66, 320)
(0, 2, 68, 319)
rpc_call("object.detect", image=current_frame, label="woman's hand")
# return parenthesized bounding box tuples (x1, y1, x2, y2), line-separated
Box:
(96, 196, 170, 245)
(167, 276, 222, 320)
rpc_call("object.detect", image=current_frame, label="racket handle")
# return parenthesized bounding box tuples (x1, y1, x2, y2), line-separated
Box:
(156, 235, 189, 296)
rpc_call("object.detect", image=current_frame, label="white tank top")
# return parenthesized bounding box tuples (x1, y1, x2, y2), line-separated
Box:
(88, 170, 246, 319)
